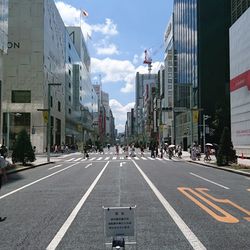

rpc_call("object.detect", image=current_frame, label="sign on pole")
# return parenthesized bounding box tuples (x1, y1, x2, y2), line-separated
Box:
(104, 206, 135, 237)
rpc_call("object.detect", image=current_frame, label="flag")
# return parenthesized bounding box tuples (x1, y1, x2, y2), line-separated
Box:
(82, 10, 89, 17)
(193, 110, 199, 123)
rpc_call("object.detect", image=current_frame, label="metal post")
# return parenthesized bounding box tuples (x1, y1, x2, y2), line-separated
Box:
(47, 83, 61, 163)
(190, 86, 193, 146)
(6, 112, 10, 150)
(203, 115, 206, 153)
(47, 85, 51, 163)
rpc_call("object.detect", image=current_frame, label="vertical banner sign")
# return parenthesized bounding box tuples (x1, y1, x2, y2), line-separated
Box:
(43, 111, 48, 124)
(193, 110, 199, 123)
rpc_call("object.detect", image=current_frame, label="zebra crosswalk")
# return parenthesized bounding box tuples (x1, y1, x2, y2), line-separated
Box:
(61, 155, 181, 162)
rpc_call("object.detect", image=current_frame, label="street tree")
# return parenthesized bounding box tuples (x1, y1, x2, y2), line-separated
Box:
(12, 129, 35, 165)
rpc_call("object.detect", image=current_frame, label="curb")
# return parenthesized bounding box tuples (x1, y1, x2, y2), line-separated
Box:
(6, 162, 54, 175)
(187, 160, 250, 177)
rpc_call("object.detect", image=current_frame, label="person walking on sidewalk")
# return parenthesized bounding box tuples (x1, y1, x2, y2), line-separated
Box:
(0, 155, 7, 222)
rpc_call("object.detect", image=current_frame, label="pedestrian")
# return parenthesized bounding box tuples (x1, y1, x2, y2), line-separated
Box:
(0, 155, 7, 222)
(0, 144, 8, 159)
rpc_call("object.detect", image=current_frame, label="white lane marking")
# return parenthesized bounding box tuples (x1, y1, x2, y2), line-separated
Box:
(190, 173, 230, 190)
(85, 163, 92, 169)
(148, 157, 155, 160)
(96, 157, 103, 161)
(66, 158, 74, 162)
(127, 157, 131, 159)
(81, 158, 87, 162)
(134, 157, 139, 160)
(105, 157, 110, 160)
(48, 164, 62, 170)
(120, 162, 122, 167)
(156, 158, 163, 161)
(0, 163, 80, 200)
(112, 157, 117, 160)
(73, 158, 82, 162)
(132, 160, 206, 250)
(141, 157, 147, 160)
(120, 157, 124, 160)
(163, 157, 170, 161)
(46, 161, 110, 250)
(89, 157, 96, 161)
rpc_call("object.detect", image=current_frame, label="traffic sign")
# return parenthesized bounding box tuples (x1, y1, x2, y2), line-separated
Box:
(104, 206, 135, 237)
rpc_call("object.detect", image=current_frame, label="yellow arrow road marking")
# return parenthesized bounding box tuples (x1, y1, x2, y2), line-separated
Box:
(178, 187, 239, 223)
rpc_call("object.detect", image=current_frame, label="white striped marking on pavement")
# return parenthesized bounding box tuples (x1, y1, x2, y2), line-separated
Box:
(81, 158, 87, 162)
(112, 156, 117, 160)
(0, 163, 80, 200)
(66, 158, 74, 162)
(89, 157, 96, 161)
(148, 157, 155, 160)
(141, 157, 147, 160)
(134, 157, 139, 160)
(73, 158, 82, 162)
(105, 157, 110, 160)
(132, 160, 206, 250)
(96, 157, 102, 161)
(190, 173, 230, 190)
(48, 164, 62, 170)
(156, 158, 163, 161)
(46, 161, 110, 250)
(85, 163, 92, 169)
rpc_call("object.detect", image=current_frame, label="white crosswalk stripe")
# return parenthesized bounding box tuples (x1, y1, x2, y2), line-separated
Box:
(96, 157, 102, 160)
(134, 157, 139, 160)
(148, 157, 155, 160)
(73, 158, 82, 162)
(105, 157, 110, 160)
(112, 156, 117, 160)
(89, 157, 96, 161)
(156, 158, 163, 161)
(81, 158, 87, 162)
(141, 157, 147, 160)
(66, 158, 74, 162)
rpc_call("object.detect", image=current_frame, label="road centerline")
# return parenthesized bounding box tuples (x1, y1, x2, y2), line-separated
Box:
(46, 161, 110, 250)
(190, 173, 230, 190)
(132, 160, 206, 250)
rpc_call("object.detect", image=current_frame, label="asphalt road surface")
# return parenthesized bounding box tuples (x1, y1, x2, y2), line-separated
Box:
(0, 149, 249, 250)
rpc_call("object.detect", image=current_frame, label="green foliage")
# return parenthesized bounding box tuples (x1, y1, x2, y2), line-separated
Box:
(12, 129, 35, 165)
(217, 127, 236, 166)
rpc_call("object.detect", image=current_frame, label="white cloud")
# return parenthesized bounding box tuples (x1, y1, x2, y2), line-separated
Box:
(96, 44, 119, 55)
(109, 99, 135, 132)
(55, 1, 118, 40)
(133, 54, 139, 65)
(91, 57, 163, 94)
(92, 18, 118, 36)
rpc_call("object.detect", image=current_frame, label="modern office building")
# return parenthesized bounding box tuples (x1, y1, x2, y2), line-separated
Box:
(0, 0, 8, 141)
(230, 6, 250, 156)
(231, 0, 250, 24)
(134, 72, 158, 144)
(171, 0, 231, 148)
(1, 0, 98, 152)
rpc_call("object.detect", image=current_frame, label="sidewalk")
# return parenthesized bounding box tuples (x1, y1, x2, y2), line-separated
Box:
(181, 151, 250, 177)
(5, 153, 64, 175)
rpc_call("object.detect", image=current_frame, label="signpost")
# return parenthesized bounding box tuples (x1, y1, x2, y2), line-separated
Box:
(103, 206, 136, 249)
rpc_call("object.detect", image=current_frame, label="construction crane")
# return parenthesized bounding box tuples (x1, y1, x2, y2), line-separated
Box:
(143, 49, 152, 74)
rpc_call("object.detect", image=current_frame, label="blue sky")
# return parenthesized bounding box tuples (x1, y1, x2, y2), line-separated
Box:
(55, 0, 173, 132)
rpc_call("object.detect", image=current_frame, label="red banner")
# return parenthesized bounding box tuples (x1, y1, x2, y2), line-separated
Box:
(230, 69, 250, 92)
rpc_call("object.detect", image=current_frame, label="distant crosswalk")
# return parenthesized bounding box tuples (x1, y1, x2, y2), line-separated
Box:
(60, 154, 181, 162)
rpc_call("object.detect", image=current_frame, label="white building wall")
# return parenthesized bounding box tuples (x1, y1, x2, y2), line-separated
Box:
(2, 0, 65, 152)
(230, 7, 250, 156)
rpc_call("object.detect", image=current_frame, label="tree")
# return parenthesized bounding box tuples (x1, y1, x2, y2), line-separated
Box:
(12, 129, 35, 165)
(217, 127, 236, 166)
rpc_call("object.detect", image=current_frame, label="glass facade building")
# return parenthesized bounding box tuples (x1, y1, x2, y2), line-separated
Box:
(0, 0, 8, 53)
(172, 0, 231, 147)
(231, 0, 250, 24)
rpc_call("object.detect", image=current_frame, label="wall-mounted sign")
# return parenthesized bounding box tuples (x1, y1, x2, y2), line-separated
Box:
(8, 42, 20, 49)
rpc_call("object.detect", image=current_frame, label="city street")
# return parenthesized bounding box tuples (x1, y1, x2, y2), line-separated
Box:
(0, 149, 249, 250)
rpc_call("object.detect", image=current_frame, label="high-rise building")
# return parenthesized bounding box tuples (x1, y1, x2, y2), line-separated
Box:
(1, 0, 98, 152)
(231, 0, 250, 24)
(171, 0, 231, 148)
(230, 6, 250, 156)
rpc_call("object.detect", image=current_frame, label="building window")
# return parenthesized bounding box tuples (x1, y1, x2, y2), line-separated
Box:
(80, 86, 82, 91)
(68, 108, 71, 114)
(80, 76, 82, 80)
(69, 69, 71, 76)
(68, 56, 71, 63)
(69, 96, 71, 102)
(58, 101, 61, 112)
(11, 90, 31, 103)
(80, 96, 82, 101)
(50, 96, 53, 107)
(69, 82, 71, 88)
(68, 43, 71, 49)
